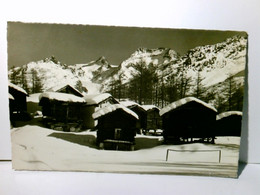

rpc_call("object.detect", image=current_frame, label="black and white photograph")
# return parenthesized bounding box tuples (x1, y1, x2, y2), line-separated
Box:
(7, 22, 247, 178)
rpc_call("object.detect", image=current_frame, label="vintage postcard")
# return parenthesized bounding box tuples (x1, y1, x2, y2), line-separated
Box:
(8, 22, 247, 178)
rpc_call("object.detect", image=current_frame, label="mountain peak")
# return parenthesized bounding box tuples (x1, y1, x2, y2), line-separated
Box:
(43, 55, 60, 64)
(96, 56, 109, 65)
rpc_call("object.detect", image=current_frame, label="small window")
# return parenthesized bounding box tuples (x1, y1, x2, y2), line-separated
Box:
(115, 128, 121, 140)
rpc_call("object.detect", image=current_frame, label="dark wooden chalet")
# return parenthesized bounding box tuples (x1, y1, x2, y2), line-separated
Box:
(93, 104, 139, 150)
(216, 111, 242, 136)
(160, 97, 218, 143)
(47, 84, 84, 97)
(8, 82, 29, 122)
(39, 92, 85, 131)
(142, 105, 162, 135)
(120, 101, 147, 132)
(82, 93, 118, 129)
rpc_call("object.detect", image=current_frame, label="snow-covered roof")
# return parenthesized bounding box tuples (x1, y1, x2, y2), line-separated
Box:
(160, 97, 217, 116)
(9, 93, 14, 100)
(8, 82, 28, 95)
(39, 92, 85, 103)
(47, 83, 83, 97)
(27, 93, 41, 103)
(217, 111, 243, 120)
(120, 100, 146, 113)
(93, 104, 139, 120)
(83, 93, 113, 105)
(141, 105, 159, 111)
(120, 100, 140, 108)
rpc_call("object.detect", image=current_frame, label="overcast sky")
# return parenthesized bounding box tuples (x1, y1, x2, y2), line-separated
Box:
(7, 22, 247, 68)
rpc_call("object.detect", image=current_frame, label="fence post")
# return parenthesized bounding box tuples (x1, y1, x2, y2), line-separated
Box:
(166, 149, 169, 161)
(219, 150, 221, 163)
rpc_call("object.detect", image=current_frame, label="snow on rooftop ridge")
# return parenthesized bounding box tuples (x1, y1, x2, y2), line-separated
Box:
(9, 93, 14, 100)
(39, 92, 85, 103)
(120, 100, 139, 108)
(141, 105, 159, 111)
(48, 83, 75, 92)
(160, 97, 217, 116)
(217, 111, 243, 120)
(8, 82, 28, 95)
(84, 93, 112, 105)
(92, 104, 139, 120)
(46, 83, 83, 96)
(27, 93, 41, 103)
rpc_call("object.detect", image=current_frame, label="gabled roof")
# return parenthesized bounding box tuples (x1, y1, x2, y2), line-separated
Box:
(83, 93, 116, 105)
(217, 111, 243, 120)
(93, 104, 139, 120)
(39, 92, 85, 103)
(8, 82, 28, 95)
(47, 83, 83, 97)
(141, 105, 159, 111)
(120, 100, 146, 112)
(160, 97, 217, 116)
(120, 100, 139, 108)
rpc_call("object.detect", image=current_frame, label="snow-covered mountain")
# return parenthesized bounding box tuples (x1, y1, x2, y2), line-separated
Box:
(184, 35, 247, 87)
(8, 56, 118, 94)
(8, 35, 247, 110)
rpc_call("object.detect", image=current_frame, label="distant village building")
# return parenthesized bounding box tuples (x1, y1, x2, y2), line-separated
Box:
(216, 111, 242, 136)
(27, 84, 84, 115)
(8, 82, 29, 123)
(39, 92, 85, 131)
(82, 93, 118, 129)
(93, 104, 139, 150)
(47, 84, 84, 97)
(141, 105, 162, 135)
(120, 100, 147, 132)
(160, 97, 217, 143)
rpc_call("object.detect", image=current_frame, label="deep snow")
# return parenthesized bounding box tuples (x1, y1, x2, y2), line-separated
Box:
(11, 125, 240, 178)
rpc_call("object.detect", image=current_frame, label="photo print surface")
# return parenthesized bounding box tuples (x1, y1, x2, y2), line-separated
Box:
(8, 22, 247, 178)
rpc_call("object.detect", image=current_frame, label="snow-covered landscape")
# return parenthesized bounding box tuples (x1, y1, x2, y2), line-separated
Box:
(7, 23, 247, 178)
(8, 35, 247, 111)
(11, 123, 240, 178)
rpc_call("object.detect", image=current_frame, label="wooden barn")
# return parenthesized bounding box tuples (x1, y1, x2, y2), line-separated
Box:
(39, 92, 85, 131)
(8, 82, 30, 122)
(93, 104, 139, 150)
(160, 97, 217, 143)
(47, 84, 84, 97)
(216, 111, 242, 136)
(141, 105, 162, 135)
(120, 100, 147, 132)
(82, 93, 118, 129)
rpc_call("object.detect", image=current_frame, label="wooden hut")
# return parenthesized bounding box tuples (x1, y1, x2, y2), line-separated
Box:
(160, 97, 217, 143)
(93, 104, 139, 150)
(120, 100, 147, 132)
(141, 105, 162, 135)
(8, 82, 30, 122)
(27, 84, 84, 115)
(82, 93, 118, 129)
(216, 111, 242, 136)
(39, 92, 85, 131)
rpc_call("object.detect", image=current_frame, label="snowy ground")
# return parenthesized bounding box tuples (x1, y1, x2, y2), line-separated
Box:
(11, 124, 240, 178)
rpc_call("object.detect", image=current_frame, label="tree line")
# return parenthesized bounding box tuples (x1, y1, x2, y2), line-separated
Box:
(107, 60, 244, 112)
(9, 67, 43, 94)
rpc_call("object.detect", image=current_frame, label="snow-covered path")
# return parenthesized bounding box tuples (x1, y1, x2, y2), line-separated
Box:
(11, 125, 240, 178)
